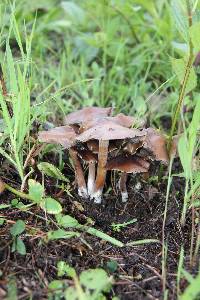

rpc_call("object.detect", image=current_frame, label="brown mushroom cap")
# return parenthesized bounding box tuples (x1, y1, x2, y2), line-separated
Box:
(76, 121, 146, 143)
(109, 113, 135, 128)
(81, 113, 135, 132)
(106, 155, 150, 173)
(142, 128, 169, 164)
(38, 125, 76, 148)
(64, 107, 113, 126)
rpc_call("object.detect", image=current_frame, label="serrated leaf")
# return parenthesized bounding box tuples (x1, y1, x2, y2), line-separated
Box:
(38, 162, 69, 182)
(10, 220, 25, 237)
(189, 22, 200, 53)
(57, 261, 76, 278)
(28, 179, 44, 203)
(56, 214, 79, 228)
(40, 197, 62, 214)
(47, 229, 80, 240)
(16, 237, 26, 255)
(171, 57, 197, 93)
(80, 268, 111, 290)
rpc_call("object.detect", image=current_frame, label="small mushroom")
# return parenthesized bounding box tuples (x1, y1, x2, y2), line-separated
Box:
(77, 149, 98, 196)
(69, 148, 88, 198)
(77, 121, 146, 203)
(38, 126, 88, 198)
(106, 155, 150, 202)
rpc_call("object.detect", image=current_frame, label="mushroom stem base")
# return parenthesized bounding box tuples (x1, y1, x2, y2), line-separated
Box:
(87, 162, 96, 197)
(78, 186, 88, 198)
(91, 189, 103, 204)
(121, 191, 128, 203)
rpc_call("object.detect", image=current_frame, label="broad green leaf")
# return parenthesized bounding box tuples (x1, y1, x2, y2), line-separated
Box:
(38, 162, 69, 182)
(56, 214, 79, 228)
(171, 57, 197, 93)
(189, 22, 200, 53)
(40, 197, 62, 214)
(7, 276, 17, 300)
(10, 220, 25, 237)
(80, 268, 111, 290)
(48, 280, 64, 290)
(16, 237, 26, 255)
(180, 272, 200, 300)
(28, 179, 44, 203)
(47, 229, 80, 240)
(64, 287, 78, 300)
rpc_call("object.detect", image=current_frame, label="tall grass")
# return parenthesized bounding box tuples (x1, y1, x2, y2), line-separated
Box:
(0, 3, 37, 182)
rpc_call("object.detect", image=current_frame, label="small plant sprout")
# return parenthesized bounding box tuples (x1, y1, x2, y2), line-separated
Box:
(111, 218, 137, 232)
(38, 107, 169, 203)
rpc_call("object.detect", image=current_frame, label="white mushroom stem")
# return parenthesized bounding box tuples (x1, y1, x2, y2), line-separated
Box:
(87, 161, 96, 196)
(92, 140, 109, 204)
(69, 149, 88, 198)
(119, 172, 128, 202)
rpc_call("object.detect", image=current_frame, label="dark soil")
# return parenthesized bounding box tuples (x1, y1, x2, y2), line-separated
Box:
(0, 157, 199, 300)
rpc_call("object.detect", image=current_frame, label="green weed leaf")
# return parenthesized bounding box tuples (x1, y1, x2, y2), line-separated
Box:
(64, 287, 78, 300)
(171, 57, 197, 93)
(189, 22, 200, 53)
(28, 179, 44, 203)
(16, 237, 26, 255)
(57, 261, 76, 278)
(47, 229, 80, 240)
(10, 220, 25, 237)
(80, 268, 111, 290)
(40, 197, 62, 214)
(48, 280, 64, 290)
(38, 162, 69, 182)
(56, 214, 79, 228)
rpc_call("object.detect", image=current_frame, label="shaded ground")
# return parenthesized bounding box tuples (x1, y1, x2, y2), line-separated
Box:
(0, 156, 198, 300)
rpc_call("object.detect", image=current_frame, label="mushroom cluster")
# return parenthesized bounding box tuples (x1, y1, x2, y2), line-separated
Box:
(38, 107, 169, 203)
